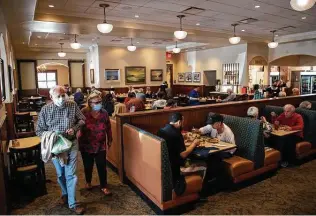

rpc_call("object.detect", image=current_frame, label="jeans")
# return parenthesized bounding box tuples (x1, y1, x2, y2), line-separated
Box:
(52, 146, 78, 209)
(81, 151, 107, 188)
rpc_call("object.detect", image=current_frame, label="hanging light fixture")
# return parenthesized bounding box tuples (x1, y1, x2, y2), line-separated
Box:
(229, 24, 241, 45)
(174, 15, 187, 40)
(97, 4, 113, 33)
(57, 43, 66, 57)
(172, 41, 181, 53)
(127, 38, 136, 52)
(290, 0, 315, 11)
(70, 34, 81, 49)
(268, 30, 278, 49)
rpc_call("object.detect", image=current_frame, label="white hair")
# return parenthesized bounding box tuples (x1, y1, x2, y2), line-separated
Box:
(49, 85, 65, 97)
(76, 88, 81, 93)
(284, 104, 295, 112)
(227, 88, 233, 93)
(247, 106, 259, 118)
(299, 101, 311, 109)
(279, 91, 286, 97)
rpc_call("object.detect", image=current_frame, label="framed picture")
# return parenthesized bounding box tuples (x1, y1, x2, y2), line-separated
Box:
(90, 69, 95, 84)
(150, 69, 163, 81)
(193, 72, 201, 82)
(105, 69, 120, 81)
(178, 73, 185, 82)
(185, 72, 192, 82)
(125, 66, 146, 84)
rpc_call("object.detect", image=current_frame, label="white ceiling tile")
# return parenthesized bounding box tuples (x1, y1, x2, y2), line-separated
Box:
(143, 1, 189, 13)
(89, 1, 120, 8)
(197, 10, 220, 18)
(66, 0, 95, 7)
(62, 3, 89, 13)
(118, 0, 152, 6)
(213, 13, 247, 22)
(37, 0, 67, 9)
(160, 0, 208, 7)
(210, 0, 257, 7)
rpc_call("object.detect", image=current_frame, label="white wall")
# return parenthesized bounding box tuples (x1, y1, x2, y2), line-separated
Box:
(173, 44, 248, 86)
(97, 46, 166, 88)
(86, 45, 99, 87)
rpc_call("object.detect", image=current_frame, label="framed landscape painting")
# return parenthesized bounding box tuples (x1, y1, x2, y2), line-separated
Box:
(105, 69, 120, 81)
(193, 72, 201, 82)
(151, 69, 163, 81)
(125, 66, 146, 84)
(178, 73, 185, 82)
(185, 72, 192, 82)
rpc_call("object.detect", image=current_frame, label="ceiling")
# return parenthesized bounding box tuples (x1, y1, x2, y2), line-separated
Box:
(1, 0, 316, 53)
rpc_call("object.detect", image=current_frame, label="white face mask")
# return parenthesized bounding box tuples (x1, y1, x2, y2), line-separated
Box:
(52, 94, 67, 107)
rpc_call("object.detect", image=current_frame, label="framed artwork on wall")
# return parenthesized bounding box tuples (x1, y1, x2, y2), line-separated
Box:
(90, 69, 95, 84)
(185, 72, 192, 82)
(105, 69, 120, 81)
(125, 66, 146, 84)
(193, 72, 201, 82)
(150, 69, 163, 81)
(178, 73, 185, 82)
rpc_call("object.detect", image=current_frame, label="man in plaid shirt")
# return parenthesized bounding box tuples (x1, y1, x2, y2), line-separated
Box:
(36, 85, 86, 214)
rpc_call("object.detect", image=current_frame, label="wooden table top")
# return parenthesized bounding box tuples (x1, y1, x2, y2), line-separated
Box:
(16, 111, 38, 116)
(271, 129, 301, 137)
(8, 136, 41, 152)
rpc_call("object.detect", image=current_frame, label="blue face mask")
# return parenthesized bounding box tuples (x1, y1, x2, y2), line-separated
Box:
(92, 103, 102, 111)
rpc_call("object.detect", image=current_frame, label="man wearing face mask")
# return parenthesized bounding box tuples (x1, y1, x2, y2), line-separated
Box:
(36, 85, 86, 215)
(78, 93, 113, 196)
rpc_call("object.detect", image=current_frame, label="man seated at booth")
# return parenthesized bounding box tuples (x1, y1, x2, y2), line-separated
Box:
(217, 88, 236, 103)
(126, 94, 145, 112)
(188, 86, 200, 106)
(157, 113, 206, 196)
(271, 104, 304, 167)
(299, 101, 312, 110)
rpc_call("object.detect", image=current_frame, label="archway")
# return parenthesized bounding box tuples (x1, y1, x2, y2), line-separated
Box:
(248, 56, 268, 87)
(36, 62, 70, 89)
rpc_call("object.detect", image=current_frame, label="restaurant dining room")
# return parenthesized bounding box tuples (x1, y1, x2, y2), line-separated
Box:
(2, 0, 316, 215)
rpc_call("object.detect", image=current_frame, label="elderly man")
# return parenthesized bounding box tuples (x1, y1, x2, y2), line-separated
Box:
(36, 86, 86, 214)
(299, 101, 312, 110)
(271, 104, 304, 167)
(218, 88, 236, 102)
(292, 88, 300, 96)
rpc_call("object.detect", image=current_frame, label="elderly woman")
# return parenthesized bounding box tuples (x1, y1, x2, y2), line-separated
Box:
(292, 88, 300, 96)
(299, 101, 312, 110)
(278, 91, 287, 97)
(247, 106, 273, 138)
(79, 93, 112, 196)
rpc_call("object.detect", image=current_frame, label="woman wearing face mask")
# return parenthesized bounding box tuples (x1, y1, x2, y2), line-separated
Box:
(78, 93, 113, 196)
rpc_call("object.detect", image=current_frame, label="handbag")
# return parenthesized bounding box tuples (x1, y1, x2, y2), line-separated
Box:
(51, 135, 73, 155)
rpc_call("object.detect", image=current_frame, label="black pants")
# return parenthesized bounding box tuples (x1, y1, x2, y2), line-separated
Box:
(81, 151, 107, 188)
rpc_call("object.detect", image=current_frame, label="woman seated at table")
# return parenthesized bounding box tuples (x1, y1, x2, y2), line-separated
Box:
(152, 92, 167, 110)
(247, 106, 273, 138)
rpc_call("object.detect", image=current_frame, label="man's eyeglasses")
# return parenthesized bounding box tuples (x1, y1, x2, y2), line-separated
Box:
(90, 101, 102, 104)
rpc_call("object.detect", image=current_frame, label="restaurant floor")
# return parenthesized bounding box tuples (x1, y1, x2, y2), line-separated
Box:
(11, 155, 316, 215)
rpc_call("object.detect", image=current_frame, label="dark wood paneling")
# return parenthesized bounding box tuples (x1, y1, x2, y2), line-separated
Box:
(5, 103, 14, 140)
(173, 85, 205, 96)
(0, 110, 8, 214)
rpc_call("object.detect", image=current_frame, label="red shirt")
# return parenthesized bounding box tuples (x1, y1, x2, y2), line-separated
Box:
(79, 108, 112, 153)
(126, 98, 145, 112)
(274, 113, 304, 138)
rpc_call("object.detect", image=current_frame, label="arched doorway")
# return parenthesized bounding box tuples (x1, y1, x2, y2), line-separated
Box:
(248, 56, 268, 87)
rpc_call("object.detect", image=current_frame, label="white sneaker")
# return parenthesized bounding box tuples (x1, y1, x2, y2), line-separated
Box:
(281, 161, 289, 168)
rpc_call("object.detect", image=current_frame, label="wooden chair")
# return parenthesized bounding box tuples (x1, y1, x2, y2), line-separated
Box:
(15, 131, 36, 138)
(9, 144, 47, 196)
(14, 113, 34, 132)
(17, 101, 30, 112)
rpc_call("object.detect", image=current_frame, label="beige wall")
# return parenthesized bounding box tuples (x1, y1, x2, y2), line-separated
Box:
(20, 62, 36, 90)
(15, 50, 86, 60)
(96, 46, 166, 88)
(44, 65, 69, 86)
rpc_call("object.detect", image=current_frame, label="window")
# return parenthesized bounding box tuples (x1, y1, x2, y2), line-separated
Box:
(37, 71, 57, 88)
(0, 59, 5, 101)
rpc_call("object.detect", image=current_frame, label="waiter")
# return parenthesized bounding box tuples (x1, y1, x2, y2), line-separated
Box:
(188, 86, 200, 106)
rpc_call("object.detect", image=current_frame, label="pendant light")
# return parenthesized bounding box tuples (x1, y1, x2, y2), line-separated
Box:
(172, 41, 181, 53)
(57, 43, 66, 57)
(127, 38, 136, 52)
(70, 34, 81, 49)
(229, 24, 241, 45)
(290, 0, 315, 11)
(268, 30, 278, 49)
(97, 4, 113, 33)
(174, 15, 187, 40)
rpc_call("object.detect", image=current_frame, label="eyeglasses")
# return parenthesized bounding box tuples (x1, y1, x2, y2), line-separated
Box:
(90, 101, 102, 104)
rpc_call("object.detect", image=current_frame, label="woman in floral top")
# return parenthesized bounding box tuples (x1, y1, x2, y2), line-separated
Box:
(78, 93, 112, 195)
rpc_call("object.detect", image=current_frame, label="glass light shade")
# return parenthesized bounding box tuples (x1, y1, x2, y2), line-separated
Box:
(290, 0, 315, 11)
(174, 30, 187, 39)
(97, 23, 113, 33)
(127, 45, 136, 52)
(70, 42, 81, 49)
(268, 41, 279, 48)
(229, 36, 241, 44)
(173, 47, 181, 53)
(57, 52, 66, 57)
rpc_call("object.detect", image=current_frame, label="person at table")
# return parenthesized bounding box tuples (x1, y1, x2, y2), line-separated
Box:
(157, 112, 206, 196)
(110, 86, 116, 98)
(278, 91, 286, 97)
(136, 88, 146, 99)
(64, 84, 71, 96)
(188, 86, 200, 106)
(78, 93, 112, 196)
(91, 86, 101, 95)
(113, 97, 127, 117)
(157, 84, 168, 99)
(126, 94, 145, 112)
(196, 113, 236, 157)
(270, 83, 280, 98)
(152, 92, 167, 110)
(271, 104, 304, 166)
(247, 106, 273, 138)
(124, 92, 136, 104)
(299, 101, 312, 110)
(253, 84, 263, 100)
(145, 87, 153, 98)
(164, 99, 176, 110)
(74, 88, 84, 107)
(128, 85, 135, 93)
(36, 85, 86, 215)
(292, 88, 300, 96)
(163, 81, 173, 99)
(217, 88, 236, 102)
(102, 93, 114, 116)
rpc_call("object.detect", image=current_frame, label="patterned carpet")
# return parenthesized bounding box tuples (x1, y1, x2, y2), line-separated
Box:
(11, 155, 316, 215)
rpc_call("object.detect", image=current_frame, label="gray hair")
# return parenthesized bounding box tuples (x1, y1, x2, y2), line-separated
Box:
(279, 91, 286, 97)
(247, 106, 259, 118)
(284, 104, 295, 112)
(49, 85, 65, 97)
(227, 88, 233, 93)
(76, 88, 81, 93)
(299, 101, 312, 109)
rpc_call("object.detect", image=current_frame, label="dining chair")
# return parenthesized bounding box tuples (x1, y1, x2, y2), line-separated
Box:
(14, 113, 34, 132)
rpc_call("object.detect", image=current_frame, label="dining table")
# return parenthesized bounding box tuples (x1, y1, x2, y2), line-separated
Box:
(7, 136, 41, 153)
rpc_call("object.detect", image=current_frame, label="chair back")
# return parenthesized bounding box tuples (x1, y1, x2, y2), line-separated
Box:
(15, 113, 34, 132)
(9, 144, 41, 171)
(18, 101, 30, 112)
